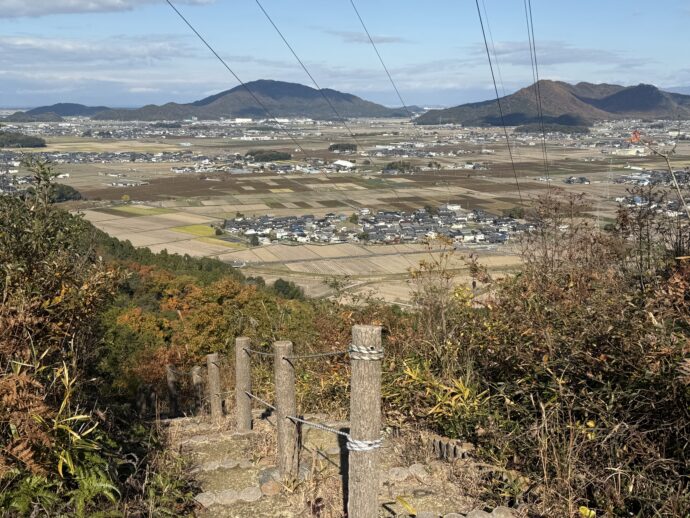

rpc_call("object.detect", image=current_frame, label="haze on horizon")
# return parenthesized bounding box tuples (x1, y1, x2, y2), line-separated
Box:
(1, 0, 689, 109)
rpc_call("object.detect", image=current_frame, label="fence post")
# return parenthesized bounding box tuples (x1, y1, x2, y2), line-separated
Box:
(206, 353, 222, 419)
(165, 364, 179, 418)
(191, 366, 203, 414)
(235, 337, 252, 433)
(274, 340, 298, 479)
(348, 325, 383, 518)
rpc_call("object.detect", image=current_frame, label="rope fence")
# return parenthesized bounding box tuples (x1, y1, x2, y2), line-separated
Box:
(283, 350, 349, 361)
(164, 325, 383, 518)
(245, 390, 276, 411)
(243, 347, 274, 357)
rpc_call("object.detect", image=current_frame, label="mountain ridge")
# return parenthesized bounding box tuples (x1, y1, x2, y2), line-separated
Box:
(92, 79, 416, 121)
(415, 81, 690, 126)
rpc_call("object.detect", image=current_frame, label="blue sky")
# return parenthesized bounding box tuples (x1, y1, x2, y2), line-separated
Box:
(1, 0, 688, 108)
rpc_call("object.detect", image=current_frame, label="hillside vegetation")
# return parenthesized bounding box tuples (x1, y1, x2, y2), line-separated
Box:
(416, 80, 690, 126)
(1, 162, 689, 516)
(92, 79, 413, 121)
(0, 130, 46, 148)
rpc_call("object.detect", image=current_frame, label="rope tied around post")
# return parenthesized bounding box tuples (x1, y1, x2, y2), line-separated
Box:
(346, 437, 383, 452)
(285, 414, 383, 452)
(348, 342, 384, 361)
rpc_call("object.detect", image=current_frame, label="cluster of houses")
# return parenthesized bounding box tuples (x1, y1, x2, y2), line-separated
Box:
(614, 195, 688, 217)
(224, 204, 528, 246)
(615, 168, 690, 187)
(563, 176, 591, 184)
(0, 119, 319, 141)
(0, 168, 33, 194)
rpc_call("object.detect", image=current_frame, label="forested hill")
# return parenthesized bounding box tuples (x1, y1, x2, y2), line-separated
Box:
(0, 130, 46, 147)
(91, 79, 414, 120)
(416, 80, 690, 126)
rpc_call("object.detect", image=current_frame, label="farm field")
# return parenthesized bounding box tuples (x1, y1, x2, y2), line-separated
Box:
(82, 197, 522, 303)
(50, 122, 690, 302)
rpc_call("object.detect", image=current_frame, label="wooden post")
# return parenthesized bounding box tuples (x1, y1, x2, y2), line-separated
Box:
(348, 325, 383, 518)
(274, 340, 298, 479)
(206, 353, 222, 419)
(235, 337, 252, 433)
(165, 364, 179, 418)
(191, 366, 203, 415)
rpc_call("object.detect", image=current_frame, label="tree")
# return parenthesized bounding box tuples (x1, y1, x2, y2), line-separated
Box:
(0, 159, 120, 511)
(249, 235, 260, 246)
(328, 143, 357, 152)
(51, 183, 82, 203)
(245, 150, 291, 162)
(273, 278, 304, 300)
(0, 130, 46, 148)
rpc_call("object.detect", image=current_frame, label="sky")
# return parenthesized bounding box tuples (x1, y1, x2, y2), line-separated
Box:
(1, 0, 689, 109)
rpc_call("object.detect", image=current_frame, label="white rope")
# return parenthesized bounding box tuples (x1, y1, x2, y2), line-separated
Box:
(348, 343, 384, 361)
(346, 437, 383, 452)
(286, 414, 382, 452)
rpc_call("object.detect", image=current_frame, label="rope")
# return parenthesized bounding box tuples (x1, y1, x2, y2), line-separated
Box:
(283, 350, 348, 361)
(286, 414, 382, 452)
(348, 343, 384, 361)
(245, 391, 276, 411)
(243, 347, 274, 357)
(286, 414, 349, 438)
(346, 437, 383, 452)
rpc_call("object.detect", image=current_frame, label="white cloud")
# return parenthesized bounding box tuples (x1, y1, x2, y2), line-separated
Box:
(472, 40, 650, 69)
(325, 30, 410, 45)
(0, 35, 197, 64)
(128, 86, 161, 93)
(0, 0, 213, 18)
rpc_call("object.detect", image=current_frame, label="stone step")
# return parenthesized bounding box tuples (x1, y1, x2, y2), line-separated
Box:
(196, 495, 297, 518)
(195, 486, 262, 508)
(196, 464, 261, 493)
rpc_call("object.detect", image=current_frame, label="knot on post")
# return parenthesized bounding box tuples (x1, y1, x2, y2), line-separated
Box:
(348, 343, 384, 361)
(346, 437, 383, 452)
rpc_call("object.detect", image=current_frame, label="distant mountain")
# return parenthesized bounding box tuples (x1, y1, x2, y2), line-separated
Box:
(4, 111, 64, 122)
(3, 103, 112, 122)
(93, 80, 413, 121)
(24, 103, 111, 117)
(415, 81, 690, 126)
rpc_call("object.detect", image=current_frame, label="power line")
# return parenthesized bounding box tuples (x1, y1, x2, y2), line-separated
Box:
(253, 0, 362, 149)
(524, 0, 550, 180)
(481, 0, 523, 163)
(474, 0, 523, 205)
(164, 0, 310, 160)
(254, 0, 418, 272)
(349, 0, 414, 121)
(481, 0, 508, 100)
(347, 0, 438, 265)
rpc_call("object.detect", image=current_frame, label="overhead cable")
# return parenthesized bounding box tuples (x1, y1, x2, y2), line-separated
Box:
(164, 0, 310, 159)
